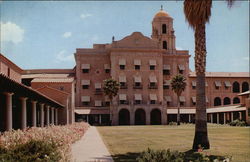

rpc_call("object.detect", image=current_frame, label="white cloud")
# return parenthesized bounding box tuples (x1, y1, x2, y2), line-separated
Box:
(80, 13, 92, 19)
(55, 50, 74, 63)
(242, 57, 249, 61)
(62, 32, 72, 38)
(0, 21, 24, 44)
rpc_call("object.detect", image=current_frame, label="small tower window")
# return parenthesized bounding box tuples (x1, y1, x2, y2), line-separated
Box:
(163, 41, 167, 49)
(162, 24, 167, 34)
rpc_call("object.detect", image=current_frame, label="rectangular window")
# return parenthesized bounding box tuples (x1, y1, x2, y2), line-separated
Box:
(150, 82, 156, 87)
(120, 100, 126, 105)
(82, 69, 89, 73)
(163, 70, 170, 75)
(135, 65, 140, 70)
(135, 100, 141, 105)
(179, 70, 184, 74)
(163, 85, 169, 89)
(105, 101, 110, 106)
(167, 102, 170, 106)
(180, 102, 184, 106)
(82, 85, 89, 89)
(150, 100, 156, 104)
(135, 82, 141, 87)
(192, 86, 196, 90)
(150, 65, 155, 70)
(82, 102, 90, 106)
(120, 65, 125, 70)
(105, 69, 110, 73)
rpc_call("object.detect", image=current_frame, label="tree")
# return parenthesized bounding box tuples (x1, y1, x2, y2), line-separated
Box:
(171, 74, 186, 125)
(184, 0, 234, 150)
(103, 78, 120, 125)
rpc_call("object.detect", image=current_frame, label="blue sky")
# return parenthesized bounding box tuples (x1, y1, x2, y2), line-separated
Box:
(0, 1, 249, 72)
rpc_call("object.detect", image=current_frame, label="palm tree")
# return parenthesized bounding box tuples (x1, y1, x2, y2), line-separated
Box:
(103, 78, 120, 125)
(184, 0, 234, 150)
(171, 74, 186, 125)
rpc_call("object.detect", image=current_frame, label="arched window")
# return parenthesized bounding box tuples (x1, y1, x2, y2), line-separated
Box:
(242, 82, 249, 92)
(162, 24, 167, 34)
(233, 97, 240, 104)
(214, 97, 221, 106)
(163, 41, 167, 49)
(223, 97, 231, 105)
(232, 81, 240, 93)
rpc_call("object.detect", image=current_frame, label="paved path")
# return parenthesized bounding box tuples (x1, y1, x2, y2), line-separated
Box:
(71, 126, 113, 162)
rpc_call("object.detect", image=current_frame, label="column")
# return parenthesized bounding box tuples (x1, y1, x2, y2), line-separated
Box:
(31, 101, 37, 127)
(51, 107, 54, 125)
(46, 105, 50, 126)
(231, 112, 234, 122)
(39, 103, 44, 127)
(188, 114, 191, 123)
(223, 113, 226, 124)
(99, 114, 102, 125)
(4, 92, 14, 131)
(86, 115, 89, 123)
(20, 97, 28, 130)
(210, 114, 213, 123)
(239, 112, 242, 120)
(217, 113, 219, 124)
(55, 108, 58, 125)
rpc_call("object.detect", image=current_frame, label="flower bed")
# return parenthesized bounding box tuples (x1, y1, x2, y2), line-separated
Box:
(0, 122, 89, 161)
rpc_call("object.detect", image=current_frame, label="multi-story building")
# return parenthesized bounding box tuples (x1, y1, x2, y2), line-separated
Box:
(74, 8, 249, 125)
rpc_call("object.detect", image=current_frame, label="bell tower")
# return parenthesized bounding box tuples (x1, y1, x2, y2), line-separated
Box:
(151, 6, 176, 51)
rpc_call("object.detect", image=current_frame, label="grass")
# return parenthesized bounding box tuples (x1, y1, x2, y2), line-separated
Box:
(97, 124, 250, 162)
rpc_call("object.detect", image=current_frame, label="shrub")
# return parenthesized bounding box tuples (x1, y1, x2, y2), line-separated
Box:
(136, 148, 184, 162)
(229, 119, 246, 126)
(0, 140, 61, 162)
(137, 148, 231, 162)
(0, 122, 89, 161)
(168, 122, 177, 126)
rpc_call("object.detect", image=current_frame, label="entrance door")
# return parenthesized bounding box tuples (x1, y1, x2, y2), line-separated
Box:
(150, 109, 161, 125)
(135, 109, 146, 125)
(119, 109, 130, 125)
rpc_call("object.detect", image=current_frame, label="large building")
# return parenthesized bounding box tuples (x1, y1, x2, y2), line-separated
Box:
(0, 8, 249, 131)
(74, 8, 249, 125)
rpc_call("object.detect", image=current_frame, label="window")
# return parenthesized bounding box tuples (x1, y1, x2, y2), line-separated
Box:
(135, 100, 141, 105)
(135, 65, 140, 70)
(82, 102, 90, 106)
(163, 69, 170, 75)
(7, 68, 10, 77)
(215, 81, 222, 90)
(150, 65, 155, 70)
(150, 82, 156, 87)
(223, 97, 231, 105)
(59, 86, 64, 91)
(150, 100, 156, 104)
(178, 65, 185, 74)
(120, 65, 125, 70)
(105, 101, 110, 106)
(242, 82, 249, 92)
(105, 69, 110, 73)
(180, 102, 184, 106)
(163, 41, 167, 49)
(162, 24, 167, 34)
(214, 97, 221, 106)
(163, 85, 169, 89)
(233, 97, 240, 104)
(120, 100, 127, 105)
(120, 82, 127, 89)
(192, 81, 196, 90)
(232, 81, 240, 93)
(82, 85, 89, 89)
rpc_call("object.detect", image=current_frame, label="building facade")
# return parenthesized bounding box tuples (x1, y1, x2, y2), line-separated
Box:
(74, 8, 249, 125)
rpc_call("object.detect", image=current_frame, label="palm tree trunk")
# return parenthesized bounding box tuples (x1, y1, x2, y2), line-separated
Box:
(109, 98, 113, 126)
(177, 95, 180, 125)
(192, 23, 210, 150)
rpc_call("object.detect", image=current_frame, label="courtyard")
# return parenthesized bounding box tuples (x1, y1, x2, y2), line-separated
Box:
(97, 124, 250, 162)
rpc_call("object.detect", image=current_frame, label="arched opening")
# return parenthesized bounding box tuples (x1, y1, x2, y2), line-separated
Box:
(162, 24, 167, 34)
(163, 41, 167, 49)
(119, 109, 130, 125)
(214, 97, 221, 106)
(135, 109, 146, 125)
(150, 109, 161, 125)
(233, 81, 240, 93)
(223, 97, 231, 105)
(233, 97, 240, 104)
(242, 82, 249, 92)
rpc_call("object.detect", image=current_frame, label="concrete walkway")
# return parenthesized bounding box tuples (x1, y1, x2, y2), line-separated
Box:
(71, 126, 113, 162)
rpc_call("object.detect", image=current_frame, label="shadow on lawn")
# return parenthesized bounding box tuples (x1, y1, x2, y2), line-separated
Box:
(112, 152, 140, 162)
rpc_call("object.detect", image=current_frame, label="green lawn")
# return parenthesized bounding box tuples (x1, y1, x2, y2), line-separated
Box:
(97, 124, 250, 162)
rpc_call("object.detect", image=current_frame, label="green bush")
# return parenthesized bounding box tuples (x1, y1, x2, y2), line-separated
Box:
(137, 148, 230, 162)
(0, 140, 61, 162)
(229, 119, 246, 126)
(136, 148, 184, 162)
(168, 122, 177, 126)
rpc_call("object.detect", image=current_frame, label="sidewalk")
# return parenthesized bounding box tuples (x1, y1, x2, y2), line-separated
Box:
(71, 126, 114, 162)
